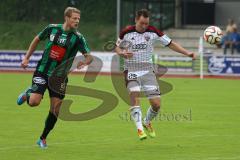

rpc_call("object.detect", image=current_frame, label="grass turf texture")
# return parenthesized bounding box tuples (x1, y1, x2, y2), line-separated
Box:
(0, 73, 239, 160)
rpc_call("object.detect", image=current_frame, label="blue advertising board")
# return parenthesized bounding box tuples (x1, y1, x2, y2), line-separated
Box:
(0, 51, 42, 70)
(208, 56, 240, 74)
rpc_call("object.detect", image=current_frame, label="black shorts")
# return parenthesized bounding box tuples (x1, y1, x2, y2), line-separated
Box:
(31, 71, 68, 99)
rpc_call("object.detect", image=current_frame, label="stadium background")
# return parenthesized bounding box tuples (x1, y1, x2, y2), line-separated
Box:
(0, 0, 240, 160)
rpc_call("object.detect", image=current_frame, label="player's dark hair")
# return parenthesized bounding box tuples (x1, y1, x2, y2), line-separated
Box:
(64, 7, 81, 17)
(136, 9, 150, 19)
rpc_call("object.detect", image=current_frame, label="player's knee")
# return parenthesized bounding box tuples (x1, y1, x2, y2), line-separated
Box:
(28, 95, 42, 107)
(28, 100, 40, 107)
(53, 110, 59, 117)
(50, 107, 60, 117)
(149, 96, 161, 111)
(151, 102, 160, 112)
(152, 104, 160, 112)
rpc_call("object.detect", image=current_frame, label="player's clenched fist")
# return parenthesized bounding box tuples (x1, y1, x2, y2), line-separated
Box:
(120, 52, 133, 59)
(21, 57, 29, 69)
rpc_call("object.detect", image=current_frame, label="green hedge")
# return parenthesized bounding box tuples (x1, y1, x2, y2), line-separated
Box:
(0, 0, 116, 23)
(0, 21, 116, 50)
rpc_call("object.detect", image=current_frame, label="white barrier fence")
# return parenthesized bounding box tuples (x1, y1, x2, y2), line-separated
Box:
(0, 51, 119, 73)
(0, 50, 240, 78)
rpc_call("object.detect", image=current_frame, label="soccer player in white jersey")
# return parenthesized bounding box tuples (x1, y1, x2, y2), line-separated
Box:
(115, 9, 196, 140)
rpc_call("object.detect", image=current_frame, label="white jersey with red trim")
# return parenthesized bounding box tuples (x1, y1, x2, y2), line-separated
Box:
(116, 25, 172, 71)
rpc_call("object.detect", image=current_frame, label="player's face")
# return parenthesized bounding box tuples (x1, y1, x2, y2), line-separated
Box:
(67, 12, 80, 29)
(135, 16, 149, 32)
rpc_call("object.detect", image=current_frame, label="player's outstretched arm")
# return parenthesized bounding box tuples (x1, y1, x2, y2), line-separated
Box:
(21, 36, 40, 69)
(168, 41, 196, 60)
(115, 46, 133, 59)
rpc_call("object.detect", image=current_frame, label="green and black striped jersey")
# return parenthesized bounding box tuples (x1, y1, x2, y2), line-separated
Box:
(36, 24, 90, 76)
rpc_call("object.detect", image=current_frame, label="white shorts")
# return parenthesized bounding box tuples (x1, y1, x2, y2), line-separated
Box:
(124, 70, 160, 99)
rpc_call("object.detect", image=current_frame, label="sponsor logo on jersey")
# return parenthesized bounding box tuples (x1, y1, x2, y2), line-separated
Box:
(58, 38, 66, 44)
(50, 34, 67, 45)
(50, 34, 55, 41)
(33, 77, 46, 85)
(144, 35, 150, 41)
(132, 43, 147, 50)
(119, 40, 133, 50)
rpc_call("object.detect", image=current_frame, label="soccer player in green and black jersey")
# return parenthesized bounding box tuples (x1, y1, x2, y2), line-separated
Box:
(17, 7, 93, 148)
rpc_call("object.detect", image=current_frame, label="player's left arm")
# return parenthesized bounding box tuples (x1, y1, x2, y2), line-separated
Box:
(168, 41, 196, 60)
(153, 26, 196, 60)
(76, 34, 93, 69)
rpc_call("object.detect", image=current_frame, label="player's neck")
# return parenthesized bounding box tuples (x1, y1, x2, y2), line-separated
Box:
(135, 26, 145, 33)
(62, 23, 71, 31)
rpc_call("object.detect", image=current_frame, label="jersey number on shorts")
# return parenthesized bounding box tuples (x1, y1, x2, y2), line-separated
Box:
(127, 73, 138, 80)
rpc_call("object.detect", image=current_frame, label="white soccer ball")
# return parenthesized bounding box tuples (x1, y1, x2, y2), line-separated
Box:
(203, 26, 223, 45)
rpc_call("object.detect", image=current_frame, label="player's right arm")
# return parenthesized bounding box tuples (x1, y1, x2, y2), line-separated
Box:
(115, 26, 133, 59)
(21, 24, 52, 69)
(151, 26, 196, 60)
(115, 45, 133, 59)
(168, 41, 196, 60)
(21, 36, 40, 69)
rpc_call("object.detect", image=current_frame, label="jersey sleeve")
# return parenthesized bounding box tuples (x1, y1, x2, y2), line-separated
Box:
(150, 26, 172, 46)
(116, 26, 134, 47)
(38, 25, 52, 41)
(116, 38, 122, 47)
(158, 34, 172, 46)
(116, 28, 125, 47)
(77, 35, 90, 54)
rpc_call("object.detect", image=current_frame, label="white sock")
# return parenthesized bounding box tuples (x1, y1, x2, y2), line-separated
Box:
(130, 106, 143, 131)
(144, 106, 159, 125)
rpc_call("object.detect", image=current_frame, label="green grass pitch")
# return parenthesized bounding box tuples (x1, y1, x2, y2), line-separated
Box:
(0, 73, 239, 160)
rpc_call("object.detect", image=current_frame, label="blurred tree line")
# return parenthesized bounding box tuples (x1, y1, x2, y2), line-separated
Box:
(0, 0, 116, 24)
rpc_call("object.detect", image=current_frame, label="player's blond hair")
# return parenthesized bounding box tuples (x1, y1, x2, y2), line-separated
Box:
(64, 7, 81, 17)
